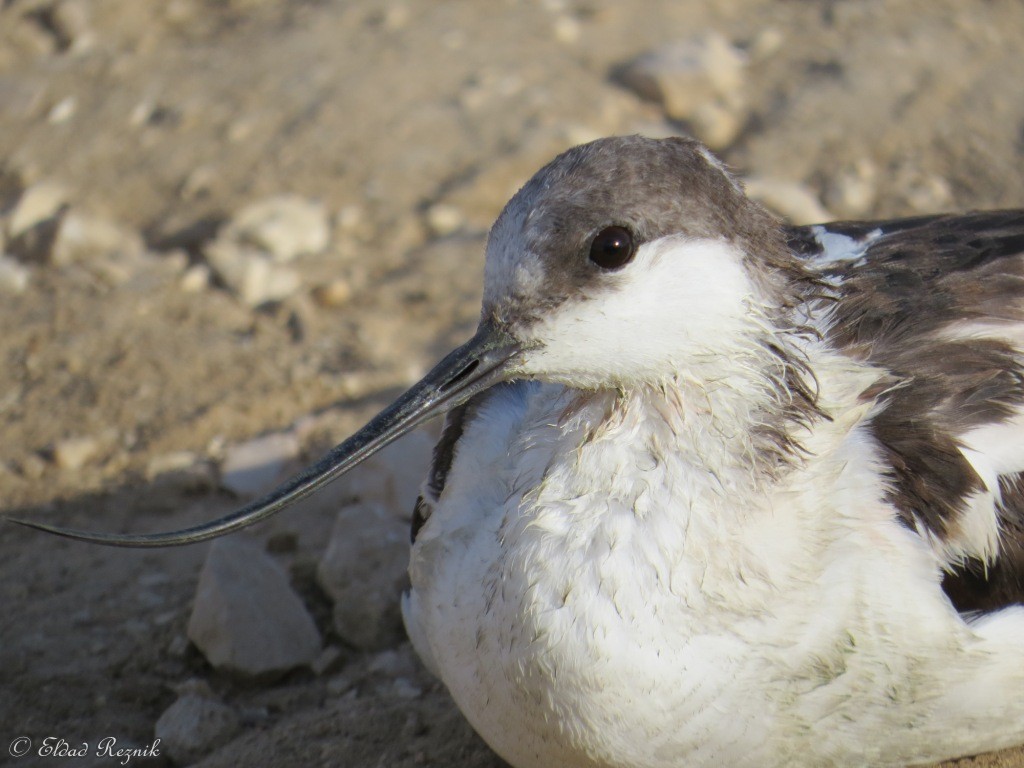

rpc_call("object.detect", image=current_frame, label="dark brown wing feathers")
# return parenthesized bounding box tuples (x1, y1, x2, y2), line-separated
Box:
(790, 211, 1024, 612)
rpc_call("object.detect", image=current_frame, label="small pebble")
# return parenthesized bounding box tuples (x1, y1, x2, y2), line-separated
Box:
(552, 15, 581, 45)
(51, 210, 145, 267)
(204, 239, 302, 306)
(334, 204, 372, 240)
(145, 450, 199, 480)
(0, 255, 30, 294)
(48, 96, 77, 124)
(312, 278, 353, 308)
(425, 204, 464, 237)
(749, 27, 784, 60)
(179, 263, 211, 292)
(6, 181, 69, 239)
(228, 195, 331, 263)
(52, 435, 100, 471)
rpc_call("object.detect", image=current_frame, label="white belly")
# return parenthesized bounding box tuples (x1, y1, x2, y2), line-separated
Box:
(402, 382, 1024, 768)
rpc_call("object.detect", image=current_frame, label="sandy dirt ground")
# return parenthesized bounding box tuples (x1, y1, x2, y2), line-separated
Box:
(2, 1, 1024, 766)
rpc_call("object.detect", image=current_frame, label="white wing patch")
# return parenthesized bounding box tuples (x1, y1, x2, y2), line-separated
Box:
(953, 408, 1024, 565)
(935, 319, 1024, 349)
(809, 226, 883, 268)
(931, 318, 1024, 564)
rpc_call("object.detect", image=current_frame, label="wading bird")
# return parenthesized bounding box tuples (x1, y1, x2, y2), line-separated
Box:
(12, 136, 1024, 767)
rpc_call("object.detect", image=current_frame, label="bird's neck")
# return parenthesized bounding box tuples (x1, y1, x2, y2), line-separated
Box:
(590, 335, 824, 487)
(507, 340, 881, 618)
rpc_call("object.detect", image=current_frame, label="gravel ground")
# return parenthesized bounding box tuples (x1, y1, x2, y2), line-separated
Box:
(2, 1, 1023, 766)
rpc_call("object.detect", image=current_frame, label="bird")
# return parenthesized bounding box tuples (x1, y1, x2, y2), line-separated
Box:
(10, 135, 1024, 768)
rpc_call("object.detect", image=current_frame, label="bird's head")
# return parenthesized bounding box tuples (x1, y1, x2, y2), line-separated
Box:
(478, 135, 812, 389)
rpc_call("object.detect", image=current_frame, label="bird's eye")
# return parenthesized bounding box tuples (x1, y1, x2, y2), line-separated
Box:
(588, 226, 636, 270)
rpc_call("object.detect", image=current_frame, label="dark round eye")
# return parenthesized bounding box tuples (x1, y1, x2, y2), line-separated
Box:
(588, 226, 636, 270)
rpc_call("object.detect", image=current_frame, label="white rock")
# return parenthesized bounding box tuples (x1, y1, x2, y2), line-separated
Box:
(187, 536, 321, 677)
(425, 204, 464, 237)
(311, 278, 353, 308)
(219, 431, 300, 497)
(617, 35, 748, 148)
(51, 210, 145, 267)
(750, 27, 784, 61)
(0, 255, 30, 294)
(204, 239, 302, 306)
(203, 194, 330, 304)
(236, 259, 302, 307)
(129, 99, 157, 128)
(334, 204, 372, 240)
(154, 681, 240, 764)
(317, 504, 409, 650)
(227, 195, 330, 263)
(52, 435, 100, 471)
(147, 451, 200, 479)
(6, 181, 68, 239)
(48, 96, 77, 124)
(179, 263, 211, 292)
(743, 177, 832, 225)
(552, 14, 581, 45)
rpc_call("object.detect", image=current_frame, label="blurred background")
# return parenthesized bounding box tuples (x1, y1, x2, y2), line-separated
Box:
(1, 1, 1023, 766)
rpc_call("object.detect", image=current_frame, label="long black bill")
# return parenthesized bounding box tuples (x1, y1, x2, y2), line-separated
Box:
(7, 321, 522, 547)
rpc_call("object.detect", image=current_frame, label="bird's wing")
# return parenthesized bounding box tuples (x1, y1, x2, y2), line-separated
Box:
(410, 384, 508, 544)
(410, 399, 475, 544)
(788, 211, 1024, 613)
